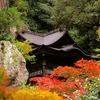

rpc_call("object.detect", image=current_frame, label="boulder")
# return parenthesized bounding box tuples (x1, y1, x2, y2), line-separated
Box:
(0, 41, 28, 87)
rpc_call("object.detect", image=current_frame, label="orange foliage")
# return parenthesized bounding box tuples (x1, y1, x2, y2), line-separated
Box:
(75, 58, 100, 78)
(0, 85, 17, 100)
(0, 67, 16, 100)
(51, 66, 80, 81)
(30, 58, 100, 99)
(51, 58, 100, 79)
(30, 75, 82, 95)
(0, 67, 9, 85)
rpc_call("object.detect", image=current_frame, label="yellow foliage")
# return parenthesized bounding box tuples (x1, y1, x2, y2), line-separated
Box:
(96, 28, 100, 41)
(9, 87, 63, 100)
(14, 40, 35, 61)
(17, 1, 22, 5)
(97, 28, 100, 35)
(0, 67, 17, 100)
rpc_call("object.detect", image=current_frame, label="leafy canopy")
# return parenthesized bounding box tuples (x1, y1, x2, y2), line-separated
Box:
(0, 7, 23, 31)
(52, 0, 100, 54)
(14, 40, 35, 62)
(9, 0, 29, 21)
(26, 0, 56, 33)
(52, 0, 100, 30)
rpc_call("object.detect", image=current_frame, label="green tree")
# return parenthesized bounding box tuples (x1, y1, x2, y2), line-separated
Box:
(9, 0, 29, 22)
(52, 0, 100, 54)
(52, 0, 100, 30)
(26, 0, 56, 33)
(0, 7, 23, 32)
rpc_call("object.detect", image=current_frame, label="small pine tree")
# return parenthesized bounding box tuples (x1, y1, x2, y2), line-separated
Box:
(0, 7, 23, 32)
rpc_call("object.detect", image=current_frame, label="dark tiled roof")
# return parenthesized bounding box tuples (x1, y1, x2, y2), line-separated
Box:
(18, 31, 64, 46)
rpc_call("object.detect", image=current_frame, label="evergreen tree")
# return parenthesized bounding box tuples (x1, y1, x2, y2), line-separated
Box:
(0, 7, 23, 32)
(26, 0, 56, 33)
(52, 0, 100, 54)
(52, 0, 100, 30)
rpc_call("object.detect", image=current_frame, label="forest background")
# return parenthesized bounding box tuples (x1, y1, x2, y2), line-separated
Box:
(0, 0, 100, 55)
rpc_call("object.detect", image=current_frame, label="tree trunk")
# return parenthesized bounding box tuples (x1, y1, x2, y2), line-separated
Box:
(0, 0, 9, 10)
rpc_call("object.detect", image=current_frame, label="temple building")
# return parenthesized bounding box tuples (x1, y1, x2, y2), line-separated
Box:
(16, 30, 100, 78)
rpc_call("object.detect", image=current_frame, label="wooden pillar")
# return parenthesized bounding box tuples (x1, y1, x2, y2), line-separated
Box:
(42, 53, 46, 76)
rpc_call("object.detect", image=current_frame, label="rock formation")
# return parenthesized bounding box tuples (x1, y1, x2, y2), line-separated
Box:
(0, 41, 28, 87)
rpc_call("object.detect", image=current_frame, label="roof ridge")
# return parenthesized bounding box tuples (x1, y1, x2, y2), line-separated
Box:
(23, 28, 65, 37)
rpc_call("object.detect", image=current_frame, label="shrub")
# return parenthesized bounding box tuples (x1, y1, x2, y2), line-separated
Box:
(14, 40, 36, 62)
(0, 67, 9, 85)
(0, 67, 15, 100)
(0, 67, 63, 100)
(51, 65, 80, 81)
(30, 58, 100, 99)
(9, 87, 63, 100)
(0, 31, 14, 42)
(30, 75, 81, 96)
(78, 77, 100, 100)
(51, 58, 100, 79)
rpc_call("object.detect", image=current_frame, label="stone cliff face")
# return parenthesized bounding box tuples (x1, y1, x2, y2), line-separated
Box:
(0, 41, 28, 87)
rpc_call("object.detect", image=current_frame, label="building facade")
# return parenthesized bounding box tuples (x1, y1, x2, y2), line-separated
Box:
(16, 30, 100, 79)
